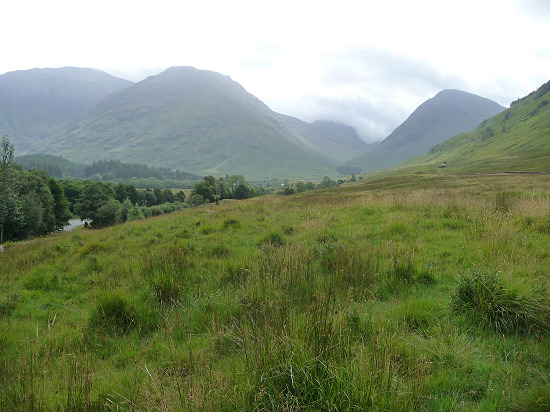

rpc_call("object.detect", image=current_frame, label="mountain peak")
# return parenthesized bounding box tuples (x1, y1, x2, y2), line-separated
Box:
(342, 89, 505, 172)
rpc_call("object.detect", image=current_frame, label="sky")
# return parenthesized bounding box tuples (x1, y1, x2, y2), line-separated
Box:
(1, 0, 550, 142)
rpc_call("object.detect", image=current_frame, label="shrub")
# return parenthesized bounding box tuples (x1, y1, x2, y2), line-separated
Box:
(451, 271, 550, 335)
(150, 205, 163, 216)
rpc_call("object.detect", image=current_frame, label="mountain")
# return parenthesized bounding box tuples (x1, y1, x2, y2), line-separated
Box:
(38, 66, 367, 178)
(342, 89, 505, 172)
(274, 116, 373, 164)
(0, 67, 133, 152)
(395, 80, 550, 173)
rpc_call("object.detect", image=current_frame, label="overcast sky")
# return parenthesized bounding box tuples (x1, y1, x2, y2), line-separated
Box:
(2, 0, 549, 142)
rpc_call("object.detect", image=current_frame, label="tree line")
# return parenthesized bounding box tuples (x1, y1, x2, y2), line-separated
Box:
(1, 135, 352, 243)
(1, 137, 71, 242)
(0, 136, 266, 241)
(16, 155, 202, 188)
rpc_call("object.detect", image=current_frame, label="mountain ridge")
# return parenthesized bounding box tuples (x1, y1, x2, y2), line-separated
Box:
(34, 66, 369, 178)
(0, 67, 133, 152)
(394, 80, 550, 173)
(343, 89, 506, 172)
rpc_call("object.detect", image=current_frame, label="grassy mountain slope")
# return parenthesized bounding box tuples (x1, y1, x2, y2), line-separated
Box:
(275, 115, 371, 163)
(343, 89, 505, 172)
(0, 67, 133, 152)
(40, 67, 345, 179)
(2, 173, 550, 410)
(397, 80, 550, 173)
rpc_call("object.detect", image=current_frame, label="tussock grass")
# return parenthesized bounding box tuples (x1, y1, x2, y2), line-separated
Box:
(452, 271, 550, 335)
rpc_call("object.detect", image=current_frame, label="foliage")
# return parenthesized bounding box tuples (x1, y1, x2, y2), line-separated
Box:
(0, 136, 20, 243)
(15, 154, 202, 188)
(1, 136, 71, 241)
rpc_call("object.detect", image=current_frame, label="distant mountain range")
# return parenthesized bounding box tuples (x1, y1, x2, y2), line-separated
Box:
(0, 67, 132, 152)
(342, 89, 505, 173)
(396, 80, 550, 173)
(1, 67, 372, 178)
(0, 66, 513, 178)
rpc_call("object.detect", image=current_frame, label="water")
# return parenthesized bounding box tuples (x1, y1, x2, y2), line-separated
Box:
(63, 219, 88, 231)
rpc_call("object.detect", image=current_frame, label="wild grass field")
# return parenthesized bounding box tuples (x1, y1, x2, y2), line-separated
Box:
(1, 173, 550, 411)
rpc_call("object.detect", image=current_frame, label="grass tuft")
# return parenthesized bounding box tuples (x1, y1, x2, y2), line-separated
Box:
(258, 231, 286, 247)
(451, 271, 550, 335)
(89, 292, 137, 335)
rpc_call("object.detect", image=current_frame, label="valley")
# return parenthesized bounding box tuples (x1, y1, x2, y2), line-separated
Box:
(1, 68, 550, 411)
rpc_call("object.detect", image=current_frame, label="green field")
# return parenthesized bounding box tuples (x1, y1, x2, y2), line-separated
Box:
(1, 173, 550, 410)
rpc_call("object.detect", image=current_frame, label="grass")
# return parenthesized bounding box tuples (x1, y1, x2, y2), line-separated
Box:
(1, 173, 550, 410)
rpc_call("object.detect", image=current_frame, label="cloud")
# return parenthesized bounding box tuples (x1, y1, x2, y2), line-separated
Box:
(514, 0, 550, 19)
(290, 49, 466, 142)
(323, 49, 463, 93)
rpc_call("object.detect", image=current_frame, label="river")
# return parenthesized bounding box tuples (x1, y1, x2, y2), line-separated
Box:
(63, 219, 88, 231)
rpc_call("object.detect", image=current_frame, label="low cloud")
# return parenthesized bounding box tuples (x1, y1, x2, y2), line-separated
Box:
(296, 49, 466, 142)
(515, 0, 550, 19)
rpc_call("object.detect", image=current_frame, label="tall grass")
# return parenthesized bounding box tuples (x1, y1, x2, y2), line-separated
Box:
(1, 173, 550, 409)
(452, 270, 550, 335)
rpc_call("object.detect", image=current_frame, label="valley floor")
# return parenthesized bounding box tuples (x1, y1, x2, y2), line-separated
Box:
(1, 173, 550, 410)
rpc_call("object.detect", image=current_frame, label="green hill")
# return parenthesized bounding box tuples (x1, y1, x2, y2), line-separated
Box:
(343, 89, 505, 172)
(39, 67, 367, 179)
(396, 80, 550, 173)
(0, 67, 133, 152)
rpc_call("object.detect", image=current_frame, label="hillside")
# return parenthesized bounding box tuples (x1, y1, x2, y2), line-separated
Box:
(343, 89, 505, 172)
(2, 173, 550, 410)
(275, 115, 374, 164)
(0, 67, 133, 152)
(38, 66, 367, 178)
(397, 80, 550, 173)
(14, 154, 85, 178)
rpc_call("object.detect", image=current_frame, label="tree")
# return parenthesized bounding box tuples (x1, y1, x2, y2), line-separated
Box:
(187, 193, 207, 206)
(127, 203, 145, 221)
(192, 182, 214, 203)
(175, 190, 186, 203)
(118, 198, 133, 222)
(295, 181, 306, 193)
(233, 183, 251, 199)
(93, 198, 121, 228)
(48, 178, 71, 229)
(317, 176, 337, 189)
(73, 182, 115, 225)
(0, 136, 21, 243)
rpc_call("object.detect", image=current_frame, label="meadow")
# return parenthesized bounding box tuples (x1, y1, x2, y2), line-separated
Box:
(1, 173, 550, 410)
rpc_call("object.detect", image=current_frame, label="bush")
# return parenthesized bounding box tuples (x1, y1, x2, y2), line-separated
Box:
(451, 271, 550, 335)
(150, 205, 163, 216)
